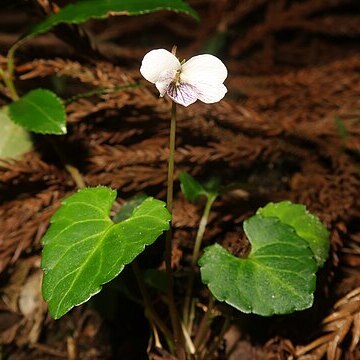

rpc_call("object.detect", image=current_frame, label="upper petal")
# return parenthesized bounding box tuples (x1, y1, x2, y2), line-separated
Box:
(140, 49, 181, 84)
(181, 54, 228, 85)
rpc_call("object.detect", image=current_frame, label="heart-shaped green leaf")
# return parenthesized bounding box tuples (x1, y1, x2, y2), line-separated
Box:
(0, 107, 33, 159)
(257, 201, 329, 267)
(41, 187, 171, 319)
(199, 215, 317, 316)
(9, 89, 66, 135)
(26, 0, 199, 39)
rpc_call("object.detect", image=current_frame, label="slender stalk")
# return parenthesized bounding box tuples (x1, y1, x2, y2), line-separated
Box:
(166, 102, 177, 213)
(191, 195, 216, 265)
(63, 164, 86, 189)
(187, 298, 196, 339)
(149, 323, 162, 349)
(165, 102, 186, 359)
(183, 194, 216, 327)
(7, 41, 22, 84)
(181, 321, 196, 355)
(0, 67, 19, 101)
(2, 43, 86, 188)
(1, 41, 24, 101)
(193, 296, 215, 351)
(132, 261, 173, 343)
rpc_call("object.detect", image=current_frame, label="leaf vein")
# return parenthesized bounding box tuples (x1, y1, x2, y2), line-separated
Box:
(48, 218, 110, 243)
(252, 261, 311, 298)
(53, 224, 114, 316)
(21, 97, 63, 130)
(60, 201, 109, 216)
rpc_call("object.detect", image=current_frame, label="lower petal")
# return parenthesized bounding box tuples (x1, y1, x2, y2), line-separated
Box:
(191, 82, 227, 104)
(155, 69, 177, 97)
(167, 83, 198, 107)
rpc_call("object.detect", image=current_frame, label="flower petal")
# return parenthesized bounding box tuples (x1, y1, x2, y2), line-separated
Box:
(167, 83, 198, 107)
(192, 82, 227, 104)
(155, 69, 178, 97)
(140, 49, 181, 84)
(181, 54, 227, 85)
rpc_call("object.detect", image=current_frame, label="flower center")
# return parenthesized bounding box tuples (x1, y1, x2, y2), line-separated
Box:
(174, 68, 182, 86)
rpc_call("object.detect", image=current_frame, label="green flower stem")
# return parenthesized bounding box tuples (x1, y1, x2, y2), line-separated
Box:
(166, 101, 177, 213)
(132, 261, 173, 343)
(183, 194, 216, 328)
(1, 42, 21, 101)
(7, 42, 22, 82)
(191, 194, 216, 267)
(165, 101, 186, 359)
(0, 66, 19, 101)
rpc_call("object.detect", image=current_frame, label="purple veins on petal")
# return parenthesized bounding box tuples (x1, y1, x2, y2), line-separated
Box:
(155, 69, 178, 97)
(167, 83, 198, 107)
(188, 82, 228, 104)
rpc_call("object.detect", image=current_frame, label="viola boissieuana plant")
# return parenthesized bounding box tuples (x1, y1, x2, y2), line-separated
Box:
(140, 48, 228, 107)
(39, 44, 329, 360)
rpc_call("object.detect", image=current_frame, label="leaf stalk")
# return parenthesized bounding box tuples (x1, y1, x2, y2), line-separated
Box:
(183, 194, 216, 328)
(132, 261, 173, 343)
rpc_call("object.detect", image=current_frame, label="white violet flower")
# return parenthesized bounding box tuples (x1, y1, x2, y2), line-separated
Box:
(140, 48, 228, 107)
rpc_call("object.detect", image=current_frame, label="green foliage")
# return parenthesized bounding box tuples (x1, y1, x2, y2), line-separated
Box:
(41, 187, 171, 319)
(179, 172, 218, 201)
(26, 0, 199, 39)
(257, 201, 329, 267)
(0, 107, 33, 159)
(9, 89, 66, 135)
(179, 172, 207, 201)
(199, 215, 318, 316)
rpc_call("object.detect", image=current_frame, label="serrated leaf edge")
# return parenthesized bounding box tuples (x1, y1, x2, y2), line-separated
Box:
(9, 88, 67, 135)
(25, 1, 199, 40)
(200, 243, 316, 316)
(257, 201, 330, 267)
(42, 188, 170, 318)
